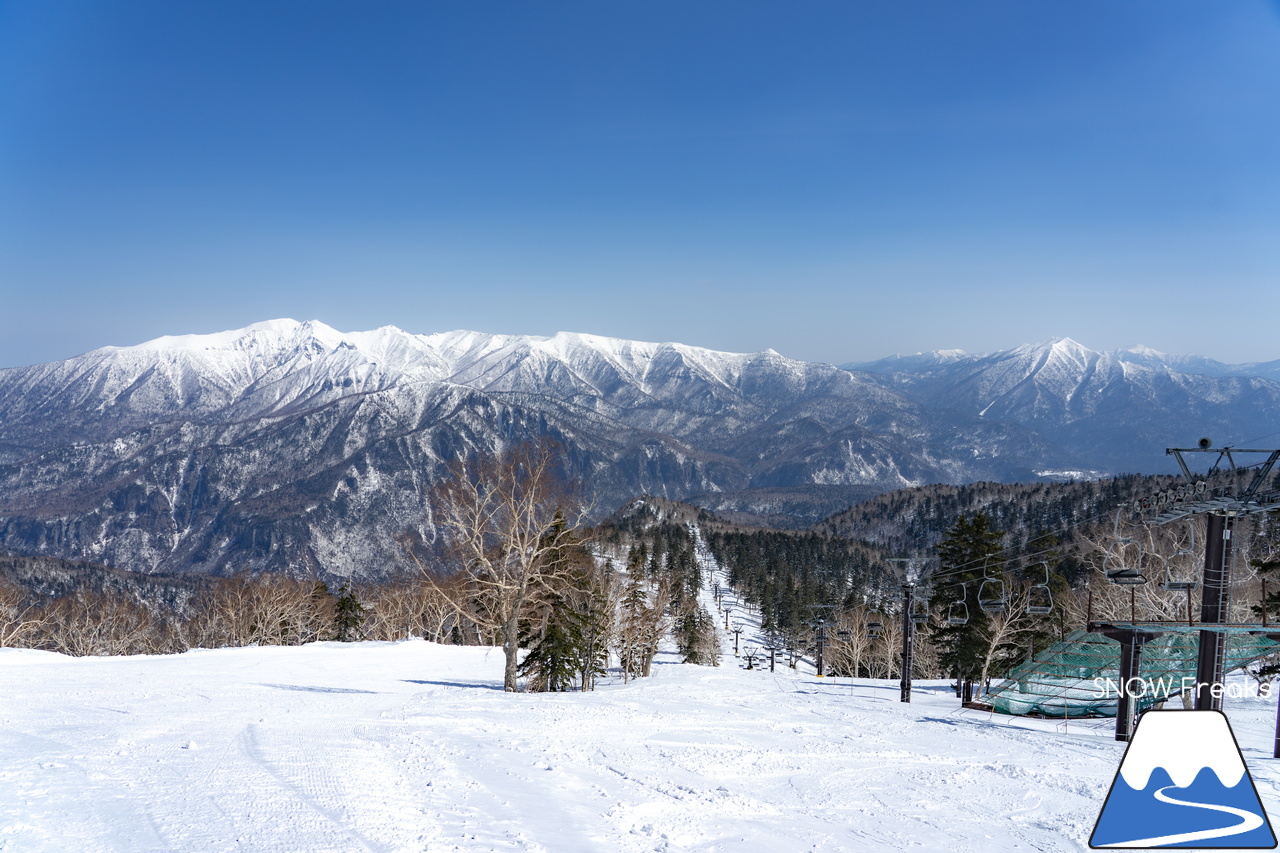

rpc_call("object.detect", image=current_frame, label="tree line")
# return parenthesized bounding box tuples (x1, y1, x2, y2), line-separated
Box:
(0, 441, 722, 695)
(5, 442, 1278, 705)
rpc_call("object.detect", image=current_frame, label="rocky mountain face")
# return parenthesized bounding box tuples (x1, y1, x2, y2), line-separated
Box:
(0, 320, 1063, 579)
(848, 338, 1280, 473)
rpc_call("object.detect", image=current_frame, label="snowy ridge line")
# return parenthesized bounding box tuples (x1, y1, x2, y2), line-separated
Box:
(6, 317, 1280, 580)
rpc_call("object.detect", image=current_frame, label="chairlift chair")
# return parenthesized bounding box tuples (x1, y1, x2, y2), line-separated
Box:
(1104, 511, 1146, 585)
(1160, 522, 1199, 592)
(1026, 562, 1054, 615)
(946, 584, 970, 626)
(909, 595, 930, 624)
(1106, 567, 1147, 585)
(977, 559, 1008, 614)
(866, 618, 884, 639)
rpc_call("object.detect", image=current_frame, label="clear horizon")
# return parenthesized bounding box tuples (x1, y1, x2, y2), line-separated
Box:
(4, 1, 1280, 369)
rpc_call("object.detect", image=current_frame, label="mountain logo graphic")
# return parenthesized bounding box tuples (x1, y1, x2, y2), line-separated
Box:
(1091, 710, 1277, 849)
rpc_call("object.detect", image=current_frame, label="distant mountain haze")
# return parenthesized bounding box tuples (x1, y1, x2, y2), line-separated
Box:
(0, 321, 1273, 578)
(845, 337, 1280, 471)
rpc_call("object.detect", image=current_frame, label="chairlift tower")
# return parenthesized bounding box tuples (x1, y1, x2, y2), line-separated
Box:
(1169, 443, 1279, 711)
(1100, 438, 1280, 732)
(886, 559, 918, 703)
(807, 605, 837, 678)
(900, 581, 917, 703)
(762, 637, 782, 672)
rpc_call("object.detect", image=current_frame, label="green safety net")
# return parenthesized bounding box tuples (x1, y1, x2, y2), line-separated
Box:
(982, 627, 1280, 718)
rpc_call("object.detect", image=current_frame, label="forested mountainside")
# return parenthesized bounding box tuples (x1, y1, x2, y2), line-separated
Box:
(600, 496, 899, 634)
(0, 553, 212, 611)
(3, 321, 1277, 579)
(0, 320, 1064, 578)
(814, 474, 1177, 559)
(684, 484, 887, 529)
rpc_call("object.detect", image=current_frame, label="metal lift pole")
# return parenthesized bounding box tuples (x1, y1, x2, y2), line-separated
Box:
(900, 582, 915, 703)
(815, 621, 826, 677)
(1195, 513, 1235, 710)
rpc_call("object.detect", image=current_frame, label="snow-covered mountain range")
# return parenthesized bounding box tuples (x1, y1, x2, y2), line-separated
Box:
(847, 338, 1280, 472)
(0, 321, 1275, 578)
(852, 342, 1280, 385)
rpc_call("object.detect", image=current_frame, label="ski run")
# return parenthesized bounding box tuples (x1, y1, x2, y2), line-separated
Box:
(4, 548, 1280, 852)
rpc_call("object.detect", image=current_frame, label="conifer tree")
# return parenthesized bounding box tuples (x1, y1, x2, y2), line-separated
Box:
(333, 584, 366, 642)
(676, 603, 720, 666)
(930, 513, 1004, 695)
(1251, 556, 1280, 682)
(518, 597, 581, 692)
(617, 548, 664, 680)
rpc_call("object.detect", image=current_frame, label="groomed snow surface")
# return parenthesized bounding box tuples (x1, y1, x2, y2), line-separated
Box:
(4, 641, 1280, 853)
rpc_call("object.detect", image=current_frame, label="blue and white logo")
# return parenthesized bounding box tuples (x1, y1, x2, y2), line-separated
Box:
(1091, 710, 1276, 849)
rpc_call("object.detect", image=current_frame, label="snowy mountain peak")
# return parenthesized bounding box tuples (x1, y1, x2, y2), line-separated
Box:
(1008, 337, 1098, 360)
(841, 348, 975, 374)
(1049, 337, 1091, 355)
(116, 318, 347, 355)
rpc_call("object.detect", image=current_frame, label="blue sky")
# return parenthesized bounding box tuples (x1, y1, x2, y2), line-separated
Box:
(2, 1, 1279, 368)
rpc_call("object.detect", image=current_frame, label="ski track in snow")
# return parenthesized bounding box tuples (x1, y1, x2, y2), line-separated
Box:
(4, 555, 1280, 852)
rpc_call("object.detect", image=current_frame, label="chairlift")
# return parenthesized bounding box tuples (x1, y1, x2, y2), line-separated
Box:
(947, 584, 970, 626)
(1026, 562, 1054, 615)
(1104, 511, 1146, 585)
(1160, 523, 1199, 593)
(909, 595, 930, 624)
(978, 558, 1008, 614)
(866, 617, 884, 639)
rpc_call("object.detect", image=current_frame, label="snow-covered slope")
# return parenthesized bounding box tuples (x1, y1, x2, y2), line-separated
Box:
(0, 320, 1061, 578)
(4, 638, 1279, 852)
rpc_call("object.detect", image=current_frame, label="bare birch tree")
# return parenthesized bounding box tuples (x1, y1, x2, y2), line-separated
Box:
(0, 577, 48, 648)
(977, 583, 1036, 689)
(429, 440, 589, 692)
(40, 591, 163, 656)
(186, 574, 334, 648)
(361, 578, 463, 643)
(826, 608, 873, 677)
